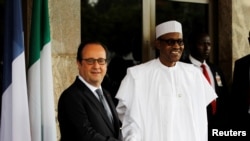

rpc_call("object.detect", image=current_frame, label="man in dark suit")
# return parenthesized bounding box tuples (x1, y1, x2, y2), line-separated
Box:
(181, 31, 229, 140)
(58, 41, 122, 141)
(231, 32, 250, 140)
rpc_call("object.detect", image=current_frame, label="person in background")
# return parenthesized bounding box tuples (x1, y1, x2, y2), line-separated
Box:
(115, 20, 217, 141)
(182, 31, 229, 140)
(58, 41, 122, 141)
(231, 31, 250, 140)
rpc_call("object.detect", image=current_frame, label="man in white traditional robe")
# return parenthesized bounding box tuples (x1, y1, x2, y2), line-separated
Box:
(115, 20, 217, 141)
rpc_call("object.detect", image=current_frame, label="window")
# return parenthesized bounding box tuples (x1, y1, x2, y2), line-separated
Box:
(81, 0, 142, 62)
(81, 0, 209, 61)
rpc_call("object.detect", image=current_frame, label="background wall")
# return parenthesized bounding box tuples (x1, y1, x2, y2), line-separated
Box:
(49, 0, 80, 139)
(232, 0, 250, 64)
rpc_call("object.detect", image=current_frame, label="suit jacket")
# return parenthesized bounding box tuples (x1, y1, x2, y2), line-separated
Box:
(58, 77, 122, 141)
(182, 58, 229, 127)
(231, 55, 250, 126)
(206, 62, 229, 123)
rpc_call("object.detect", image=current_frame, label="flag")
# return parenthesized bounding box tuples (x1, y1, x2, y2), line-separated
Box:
(0, 0, 31, 140)
(28, 0, 57, 140)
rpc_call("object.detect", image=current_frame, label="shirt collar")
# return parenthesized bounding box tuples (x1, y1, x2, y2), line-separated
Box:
(156, 58, 178, 71)
(189, 55, 208, 67)
(78, 75, 102, 92)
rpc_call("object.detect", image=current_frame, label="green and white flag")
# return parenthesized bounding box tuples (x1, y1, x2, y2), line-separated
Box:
(28, 0, 57, 141)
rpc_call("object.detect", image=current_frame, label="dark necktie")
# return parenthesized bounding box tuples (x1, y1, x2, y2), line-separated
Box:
(95, 89, 113, 123)
(201, 64, 216, 115)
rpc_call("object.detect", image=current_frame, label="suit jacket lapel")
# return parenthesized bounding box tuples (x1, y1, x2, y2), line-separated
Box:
(75, 78, 116, 133)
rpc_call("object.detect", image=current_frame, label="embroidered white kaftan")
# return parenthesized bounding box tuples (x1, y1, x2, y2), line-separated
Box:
(116, 58, 217, 141)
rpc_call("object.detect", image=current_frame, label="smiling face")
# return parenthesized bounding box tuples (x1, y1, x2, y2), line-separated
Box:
(77, 43, 107, 87)
(155, 32, 184, 67)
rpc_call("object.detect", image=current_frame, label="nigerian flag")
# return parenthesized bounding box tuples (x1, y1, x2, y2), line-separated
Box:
(28, 0, 57, 141)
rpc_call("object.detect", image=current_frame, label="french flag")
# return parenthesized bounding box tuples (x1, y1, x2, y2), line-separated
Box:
(0, 0, 31, 140)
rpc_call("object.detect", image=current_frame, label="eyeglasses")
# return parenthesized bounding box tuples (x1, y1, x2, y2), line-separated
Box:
(158, 38, 184, 46)
(82, 58, 107, 65)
